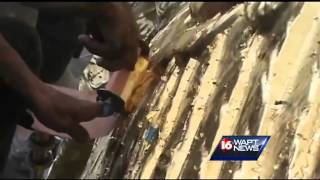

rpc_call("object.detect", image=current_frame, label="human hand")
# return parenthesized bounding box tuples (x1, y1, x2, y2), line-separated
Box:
(31, 84, 102, 142)
(78, 4, 139, 72)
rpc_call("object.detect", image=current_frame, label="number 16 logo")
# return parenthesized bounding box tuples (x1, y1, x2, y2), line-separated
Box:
(220, 138, 233, 151)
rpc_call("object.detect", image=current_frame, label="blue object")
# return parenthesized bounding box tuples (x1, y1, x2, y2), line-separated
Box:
(101, 103, 114, 117)
(96, 89, 125, 117)
(144, 126, 159, 143)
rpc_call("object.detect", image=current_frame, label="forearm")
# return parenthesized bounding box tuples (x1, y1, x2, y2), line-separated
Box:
(0, 33, 44, 102)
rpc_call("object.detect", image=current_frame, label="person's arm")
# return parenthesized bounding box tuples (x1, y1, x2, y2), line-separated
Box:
(0, 33, 44, 102)
(0, 33, 101, 142)
(31, 70, 131, 139)
(22, 2, 140, 71)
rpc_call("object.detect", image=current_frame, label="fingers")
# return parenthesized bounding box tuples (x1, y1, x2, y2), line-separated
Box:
(59, 116, 90, 142)
(78, 34, 121, 60)
(74, 100, 102, 123)
(66, 123, 90, 143)
(78, 33, 137, 71)
(96, 53, 136, 71)
(96, 58, 125, 72)
(40, 115, 90, 143)
(78, 34, 106, 55)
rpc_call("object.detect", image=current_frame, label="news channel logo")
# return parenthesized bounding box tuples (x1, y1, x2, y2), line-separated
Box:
(210, 136, 270, 161)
